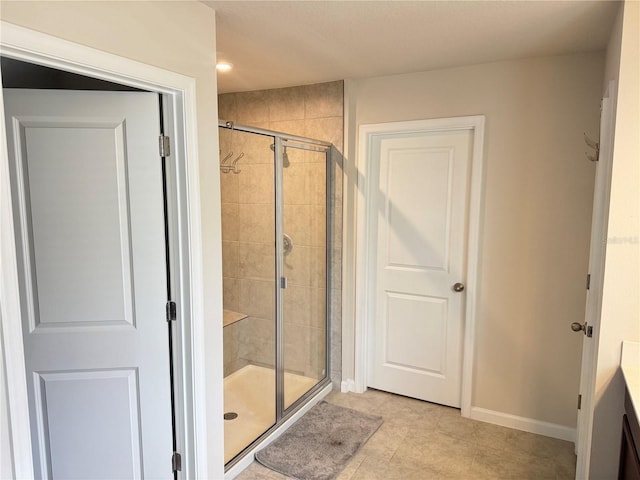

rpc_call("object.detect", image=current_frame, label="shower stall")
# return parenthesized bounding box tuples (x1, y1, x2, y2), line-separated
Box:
(218, 120, 334, 467)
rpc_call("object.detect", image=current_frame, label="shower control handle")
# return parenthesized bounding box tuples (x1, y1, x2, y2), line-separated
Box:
(452, 282, 465, 293)
(283, 233, 293, 255)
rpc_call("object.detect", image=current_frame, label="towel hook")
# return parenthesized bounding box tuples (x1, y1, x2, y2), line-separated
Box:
(231, 152, 244, 174)
(221, 151, 233, 165)
(584, 133, 599, 162)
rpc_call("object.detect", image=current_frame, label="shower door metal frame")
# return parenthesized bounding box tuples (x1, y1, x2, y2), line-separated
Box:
(274, 135, 285, 421)
(218, 120, 333, 469)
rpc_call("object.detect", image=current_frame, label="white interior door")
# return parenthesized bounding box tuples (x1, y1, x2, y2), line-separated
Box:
(4, 89, 173, 479)
(367, 128, 473, 408)
(575, 84, 615, 476)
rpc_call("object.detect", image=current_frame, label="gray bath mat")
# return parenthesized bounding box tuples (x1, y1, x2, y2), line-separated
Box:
(255, 401, 383, 480)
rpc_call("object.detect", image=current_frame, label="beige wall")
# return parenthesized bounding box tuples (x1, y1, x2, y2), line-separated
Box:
(0, 1, 224, 476)
(344, 52, 604, 428)
(590, 1, 640, 478)
(218, 82, 344, 387)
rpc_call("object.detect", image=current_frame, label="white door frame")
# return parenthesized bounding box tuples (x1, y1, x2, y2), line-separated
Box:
(0, 22, 208, 478)
(353, 116, 485, 416)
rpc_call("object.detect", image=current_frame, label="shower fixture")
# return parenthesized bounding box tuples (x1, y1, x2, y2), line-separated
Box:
(270, 143, 290, 167)
(283, 233, 293, 255)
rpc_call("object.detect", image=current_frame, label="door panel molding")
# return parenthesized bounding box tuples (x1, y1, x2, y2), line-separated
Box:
(383, 291, 448, 374)
(11, 116, 136, 332)
(354, 115, 485, 417)
(34, 368, 143, 479)
(382, 145, 453, 272)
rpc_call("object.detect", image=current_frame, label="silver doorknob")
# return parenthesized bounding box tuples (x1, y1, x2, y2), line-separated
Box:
(453, 283, 465, 293)
(571, 322, 586, 333)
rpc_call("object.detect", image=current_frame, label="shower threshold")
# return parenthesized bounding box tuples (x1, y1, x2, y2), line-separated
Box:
(223, 364, 318, 464)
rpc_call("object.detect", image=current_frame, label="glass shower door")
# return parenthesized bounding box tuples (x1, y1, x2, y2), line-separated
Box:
(279, 139, 329, 410)
(220, 127, 277, 463)
(220, 120, 332, 469)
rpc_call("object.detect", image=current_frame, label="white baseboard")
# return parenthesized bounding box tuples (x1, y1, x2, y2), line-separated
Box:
(341, 382, 575, 443)
(341, 378, 356, 393)
(468, 406, 576, 443)
(225, 383, 333, 479)
(340, 378, 367, 393)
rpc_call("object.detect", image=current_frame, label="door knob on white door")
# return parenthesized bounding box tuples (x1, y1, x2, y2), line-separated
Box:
(571, 321, 594, 337)
(453, 282, 465, 292)
(571, 322, 587, 333)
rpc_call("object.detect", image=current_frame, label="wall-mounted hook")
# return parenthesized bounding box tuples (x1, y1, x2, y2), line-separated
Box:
(221, 151, 233, 165)
(231, 152, 244, 174)
(220, 151, 234, 173)
(584, 133, 599, 162)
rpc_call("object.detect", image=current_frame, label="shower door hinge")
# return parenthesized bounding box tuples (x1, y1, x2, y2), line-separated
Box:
(577, 394, 582, 410)
(166, 301, 177, 322)
(586, 274, 591, 290)
(281, 277, 288, 289)
(171, 451, 182, 472)
(159, 135, 171, 157)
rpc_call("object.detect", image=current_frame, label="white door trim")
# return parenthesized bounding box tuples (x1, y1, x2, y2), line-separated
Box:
(353, 115, 485, 417)
(0, 22, 209, 478)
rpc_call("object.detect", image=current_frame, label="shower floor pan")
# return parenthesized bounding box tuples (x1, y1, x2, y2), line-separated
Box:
(224, 364, 318, 463)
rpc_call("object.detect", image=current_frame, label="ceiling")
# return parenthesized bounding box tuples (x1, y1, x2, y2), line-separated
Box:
(204, 0, 620, 94)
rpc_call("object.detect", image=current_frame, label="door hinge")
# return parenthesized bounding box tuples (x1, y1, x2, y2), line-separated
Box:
(586, 274, 591, 290)
(166, 301, 177, 322)
(159, 135, 171, 157)
(172, 451, 182, 472)
(577, 394, 582, 410)
(281, 276, 288, 289)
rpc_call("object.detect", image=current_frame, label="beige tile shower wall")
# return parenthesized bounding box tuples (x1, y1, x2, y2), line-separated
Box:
(219, 81, 343, 387)
(282, 146, 328, 379)
(221, 127, 276, 376)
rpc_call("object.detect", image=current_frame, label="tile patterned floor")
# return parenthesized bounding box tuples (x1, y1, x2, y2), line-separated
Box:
(235, 388, 577, 480)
